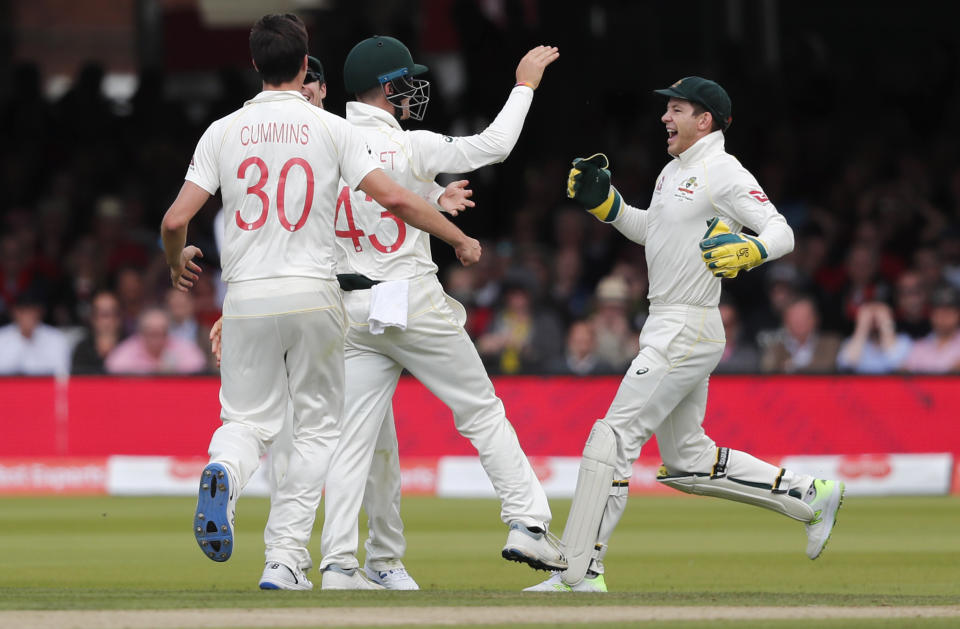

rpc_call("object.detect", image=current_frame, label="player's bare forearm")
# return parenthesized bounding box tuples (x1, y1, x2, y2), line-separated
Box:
(161, 181, 210, 289)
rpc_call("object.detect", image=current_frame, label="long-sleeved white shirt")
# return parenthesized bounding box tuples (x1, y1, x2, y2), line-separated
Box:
(335, 85, 534, 281)
(609, 131, 794, 307)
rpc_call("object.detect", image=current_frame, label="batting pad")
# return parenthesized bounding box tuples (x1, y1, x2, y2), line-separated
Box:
(560, 420, 618, 586)
(657, 470, 815, 522)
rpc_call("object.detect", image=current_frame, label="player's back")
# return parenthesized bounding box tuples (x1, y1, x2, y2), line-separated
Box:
(188, 91, 374, 283)
(334, 102, 437, 282)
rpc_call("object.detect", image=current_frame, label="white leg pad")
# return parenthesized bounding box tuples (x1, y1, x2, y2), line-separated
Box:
(657, 467, 815, 522)
(560, 420, 620, 586)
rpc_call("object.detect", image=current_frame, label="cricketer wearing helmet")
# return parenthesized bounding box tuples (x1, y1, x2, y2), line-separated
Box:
(526, 77, 845, 593)
(314, 36, 564, 590)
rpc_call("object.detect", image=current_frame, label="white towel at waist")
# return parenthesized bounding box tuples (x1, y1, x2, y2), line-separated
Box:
(368, 279, 409, 335)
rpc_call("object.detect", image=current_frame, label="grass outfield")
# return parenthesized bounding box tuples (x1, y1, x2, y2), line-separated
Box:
(0, 494, 958, 627)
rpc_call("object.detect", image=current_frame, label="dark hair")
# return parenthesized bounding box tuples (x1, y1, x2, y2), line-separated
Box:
(249, 14, 308, 85)
(688, 101, 723, 133)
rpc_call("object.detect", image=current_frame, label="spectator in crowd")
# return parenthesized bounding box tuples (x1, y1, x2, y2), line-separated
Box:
(443, 265, 487, 339)
(589, 275, 639, 371)
(549, 319, 616, 376)
(760, 295, 842, 373)
(939, 226, 960, 290)
(0, 234, 43, 325)
(900, 285, 960, 374)
(113, 266, 149, 336)
(105, 307, 207, 375)
(476, 276, 563, 374)
(715, 300, 760, 373)
(165, 287, 200, 345)
(836, 302, 912, 374)
(826, 241, 893, 334)
(894, 270, 931, 339)
(92, 195, 151, 275)
(0, 286, 70, 375)
(742, 262, 802, 341)
(548, 247, 591, 323)
(71, 290, 125, 375)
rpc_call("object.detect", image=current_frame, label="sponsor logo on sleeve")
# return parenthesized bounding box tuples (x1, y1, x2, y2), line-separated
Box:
(749, 189, 770, 203)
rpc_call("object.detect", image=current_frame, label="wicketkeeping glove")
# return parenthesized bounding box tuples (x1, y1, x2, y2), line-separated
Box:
(699, 217, 768, 278)
(567, 153, 622, 222)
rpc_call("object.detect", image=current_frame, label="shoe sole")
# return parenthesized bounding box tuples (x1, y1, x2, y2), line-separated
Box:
(259, 580, 311, 591)
(501, 547, 567, 572)
(810, 482, 845, 560)
(194, 463, 233, 562)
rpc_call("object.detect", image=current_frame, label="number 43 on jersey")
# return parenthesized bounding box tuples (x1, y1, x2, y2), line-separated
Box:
(335, 185, 406, 254)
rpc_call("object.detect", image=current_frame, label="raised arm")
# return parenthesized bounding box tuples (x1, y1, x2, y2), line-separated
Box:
(413, 46, 559, 175)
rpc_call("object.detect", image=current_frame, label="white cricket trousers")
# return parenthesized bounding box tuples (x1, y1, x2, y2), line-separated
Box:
(209, 277, 345, 571)
(590, 304, 800, 566)
(319, 275, 551, 570)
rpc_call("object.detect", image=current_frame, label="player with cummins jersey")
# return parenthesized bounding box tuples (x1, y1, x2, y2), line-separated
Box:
(160, 13, 480, 590)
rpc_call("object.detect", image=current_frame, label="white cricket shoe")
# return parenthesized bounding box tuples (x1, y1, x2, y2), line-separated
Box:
(321, 564, 386, 590)
(803, 478, 845, 559)
(364, 559, 420, 591)
(501, 522, 567, 571)
(523, 571, 608, 593)
(258, 562, 313, 591)
(194, 462, 237, 562)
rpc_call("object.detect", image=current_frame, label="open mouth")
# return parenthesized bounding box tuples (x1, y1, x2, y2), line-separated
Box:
(666, 128, 677, 143)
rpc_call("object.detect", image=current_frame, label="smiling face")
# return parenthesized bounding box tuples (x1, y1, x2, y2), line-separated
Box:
(661, 98, 713, 156)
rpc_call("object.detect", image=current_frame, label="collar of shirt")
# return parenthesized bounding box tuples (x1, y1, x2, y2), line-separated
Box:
(675, 130, 726, 165)
(243, 90, 307, 107)
(346, 100, 402, 130)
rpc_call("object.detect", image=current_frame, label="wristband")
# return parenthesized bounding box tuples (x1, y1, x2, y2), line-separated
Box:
(515, 81, 534, 90)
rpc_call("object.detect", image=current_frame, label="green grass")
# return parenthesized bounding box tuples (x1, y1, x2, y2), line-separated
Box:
(0, 494, 958, 618)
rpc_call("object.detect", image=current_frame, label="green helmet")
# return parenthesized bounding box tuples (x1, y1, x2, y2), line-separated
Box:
(343, 35, 430, 120)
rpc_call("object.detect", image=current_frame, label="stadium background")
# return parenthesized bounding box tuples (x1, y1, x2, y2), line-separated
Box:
(1, 0, 959, 499)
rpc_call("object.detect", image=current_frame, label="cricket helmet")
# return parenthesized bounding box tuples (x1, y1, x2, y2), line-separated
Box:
(343, 35, 430, 120)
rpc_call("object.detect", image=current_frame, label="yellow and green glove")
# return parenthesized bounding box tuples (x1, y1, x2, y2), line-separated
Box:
(699, 217, 768, 278)
(567, 153, 622, 222)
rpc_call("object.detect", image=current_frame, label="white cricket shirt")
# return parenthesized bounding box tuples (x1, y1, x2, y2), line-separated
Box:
(186, 90, 379, 283)
(335, 85, 534, 281)
(609, 131, 794, 307)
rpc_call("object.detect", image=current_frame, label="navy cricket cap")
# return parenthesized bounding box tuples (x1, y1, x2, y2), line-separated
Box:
(655, 76, 732, 131)
(305, 55, 325, 85)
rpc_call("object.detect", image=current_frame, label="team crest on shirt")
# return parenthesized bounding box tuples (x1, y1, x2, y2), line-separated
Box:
(674, 176, 698, 201)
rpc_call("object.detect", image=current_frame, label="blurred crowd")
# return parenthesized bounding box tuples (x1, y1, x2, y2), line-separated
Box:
(2, 2, 960, 377)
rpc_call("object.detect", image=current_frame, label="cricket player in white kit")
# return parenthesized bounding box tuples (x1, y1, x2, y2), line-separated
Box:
(161, 14, 481, 591)
(314, 37, 565, 590)
(526, 77, 845, 593)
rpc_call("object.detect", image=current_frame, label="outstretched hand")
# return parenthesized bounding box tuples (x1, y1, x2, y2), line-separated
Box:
(439, 180, 475, 216)
(516, 45, 560, 89)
